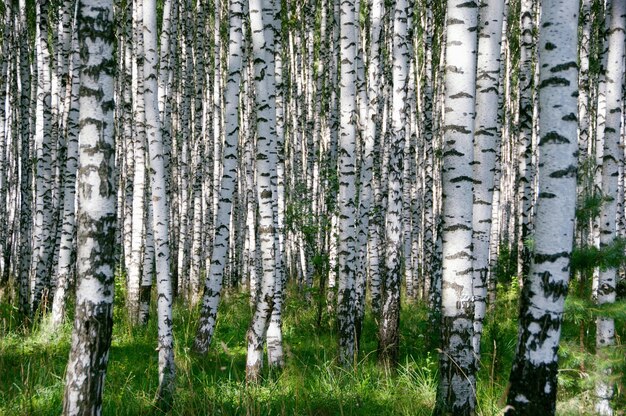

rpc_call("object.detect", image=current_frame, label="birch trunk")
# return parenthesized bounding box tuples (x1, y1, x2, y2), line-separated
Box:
(506, 0, 580, 412)
(471, 0, 506, 357)
(336, 0, 358, 368)
(246, 0, 279, 382)
(434, 0, 478, 413)
(17, 0, 32, 319)
(516, 0, 536, 281)
(127, 0, 147, 323)
(31, 0, 54, 316)
(594, 2, 625, 414)
(194, 0, 245, 354)
(143, 0, 175, 405)
(51, 14, 80, 329)
(62, 1, 116, 412)
(378, 0, 410, 367)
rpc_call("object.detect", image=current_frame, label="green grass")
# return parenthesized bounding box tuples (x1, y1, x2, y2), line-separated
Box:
(0, 284, 623, 415)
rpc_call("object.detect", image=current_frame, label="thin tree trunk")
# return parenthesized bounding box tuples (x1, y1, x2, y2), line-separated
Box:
(246, 0, 279, 382)
(31, 0, 54, 316)
(143, 0, 175, 405)
(434, 0, 478, 413)
(378, 0, 410, 368)
(50, 10, 80, 329)
(471, 0, 506, 358)
(594, 2, 625, 414)
(194, 0, 246, 355)
(336, 0, 359, 368)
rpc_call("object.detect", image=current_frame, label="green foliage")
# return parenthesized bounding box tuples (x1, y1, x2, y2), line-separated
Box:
(493, 242, 518, 286)
(576, 193, 604, 228)
(571, 238, 626, 273)
(1, 279, 623, 415)
(0, 289, 442, 415)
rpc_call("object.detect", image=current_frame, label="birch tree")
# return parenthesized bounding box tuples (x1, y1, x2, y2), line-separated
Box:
(336, 0, 358, 368)
(17, 0, 33, 319)
(127, 0, 147, 323)
(62, 0, 116, 412)
(506, 0, 580, 412)
(378, 0, 411, 367)
(594, 2, 625, 414)
(246, 0, 280, 382)
(516, 0, 537, 280)
(144, 0, 175, 405)
(355, 0, 382, 342)
(471, 0, 506, 357)
(50, 11, 80, 329)
(31, 0, 54, 316)
(194, 0, 246, 355)
(434, 0, 478, 414)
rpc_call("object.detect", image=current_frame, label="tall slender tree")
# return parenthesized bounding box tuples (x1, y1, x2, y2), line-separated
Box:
(594, 2, 625, 414)
(336, 0, 358, 368)
(31, 0, 54, 316)
(127, 0, 148, 323)
(434, 0, 478, 414)
(378, 0, 411, 367)
(143, 0, 175, 406)
(246, 0, 280, 382)
(516, 0, 537, 281)
(62, 0, 116, 412)
(194, 0, 246, 355)
(471, 0, 506, 356)
(506, 0, 580, 413)
(17, 0, 33, 320)
(50, 6, 80, 329)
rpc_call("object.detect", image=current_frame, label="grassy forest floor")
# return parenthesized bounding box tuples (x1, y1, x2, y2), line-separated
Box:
(0, 281, 624, 415)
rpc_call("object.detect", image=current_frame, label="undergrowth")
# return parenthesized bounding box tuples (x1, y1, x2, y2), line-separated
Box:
(0, 282, 623, 415)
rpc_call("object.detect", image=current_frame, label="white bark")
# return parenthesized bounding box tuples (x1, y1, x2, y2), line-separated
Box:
(336, 0, 358, 368)
(194, 0, 246, 355)
(246, 0, 279, 382)
(379, 0, 410, 367)
(594, 2, 624, 414)
(144, 0, 175, 405)
(471, 0, 506, 357)
(127, 0, 147, 323)
(51, 11, 80, 329)
(506, 0, 580, 412)
(31, 0, 54, 315)
(435, 0, 478, 413)
(62, 0, 116, 412)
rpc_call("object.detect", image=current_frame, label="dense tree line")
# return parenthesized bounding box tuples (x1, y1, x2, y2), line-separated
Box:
(0, 0, 624, 414)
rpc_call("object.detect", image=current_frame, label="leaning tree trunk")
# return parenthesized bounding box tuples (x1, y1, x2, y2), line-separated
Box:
(193, 0, 246, 355)
(505, 0, 580, 414)
(434, 0, 478, 414)
(62, 0, 116, 413)
(594, 2, 625, 414)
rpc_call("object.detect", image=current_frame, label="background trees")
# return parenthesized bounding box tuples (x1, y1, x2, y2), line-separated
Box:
(0, 0, 624, 414)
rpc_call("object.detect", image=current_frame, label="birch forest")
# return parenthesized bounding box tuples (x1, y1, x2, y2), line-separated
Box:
(1, 0, 626, 414)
